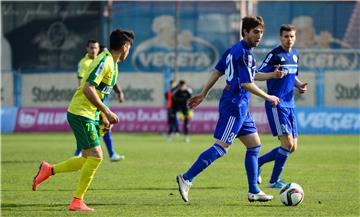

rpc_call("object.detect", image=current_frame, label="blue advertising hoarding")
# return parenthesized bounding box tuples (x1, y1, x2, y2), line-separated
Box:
(297, 107, 360, 134)
(1, 107, 18, 133)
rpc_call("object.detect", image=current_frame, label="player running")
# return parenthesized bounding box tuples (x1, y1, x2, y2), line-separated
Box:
(32, 29, 135, 212)
(176, 16, 283, 203)
(75, 40, 125, 162)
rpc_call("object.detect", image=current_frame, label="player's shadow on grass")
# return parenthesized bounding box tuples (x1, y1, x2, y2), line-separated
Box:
(89, 186, 227, 191)
(1, 160, 40, 164)
(2, 186, 227, 193)
(1, 203, 68, 211)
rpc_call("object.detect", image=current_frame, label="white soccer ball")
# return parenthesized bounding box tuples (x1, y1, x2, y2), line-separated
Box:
(280, 182, 304, 206)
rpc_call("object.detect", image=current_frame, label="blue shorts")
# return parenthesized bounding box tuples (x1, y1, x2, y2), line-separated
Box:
(213, 112, 257, 145)
(265, 105, 298, 138)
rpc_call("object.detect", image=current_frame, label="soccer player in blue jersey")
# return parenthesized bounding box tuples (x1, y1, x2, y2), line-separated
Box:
(255, 24, 308, 188)
(176, 16, 283, 202)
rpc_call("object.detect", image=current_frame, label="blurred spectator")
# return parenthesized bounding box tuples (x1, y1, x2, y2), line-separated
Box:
(173, 80, 193, 143)
(165, 79, 180, 143)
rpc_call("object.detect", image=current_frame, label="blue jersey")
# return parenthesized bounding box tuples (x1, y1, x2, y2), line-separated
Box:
(258, 46, 299, 108)
(215, 40, 256, 117)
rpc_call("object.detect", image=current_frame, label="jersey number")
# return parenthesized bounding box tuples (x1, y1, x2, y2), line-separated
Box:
(225, 54, 234, 81)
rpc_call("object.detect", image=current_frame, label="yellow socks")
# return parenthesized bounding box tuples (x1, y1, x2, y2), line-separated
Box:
(53, 157, 87, 174)
(74, 156, 102, 200)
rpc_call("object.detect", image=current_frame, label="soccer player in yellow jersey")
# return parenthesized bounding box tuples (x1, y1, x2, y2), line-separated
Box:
(75, 40, 125, 162)
(32, 29, 135, 212)
(77, 40, 100, 85)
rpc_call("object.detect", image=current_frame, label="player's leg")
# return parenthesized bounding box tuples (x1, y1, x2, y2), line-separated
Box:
(69, 146, 103, 212)
(167, 108, 176, 142)
(74, 148, 82, 156)
(103, 131, 124, 162)
(268, 108, 298, 188)
(238, 112, 273, 202)
(176, 114, 239, 202)
(32, 113, 88, 191)
(66, 114, 102, 211)
(258, 106, 283, 169)
(183, 109, 190, 143)
(268, 134, 293, 188)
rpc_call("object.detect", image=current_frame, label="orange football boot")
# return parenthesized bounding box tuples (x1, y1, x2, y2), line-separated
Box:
(68, 198, 94, 212)
(32, 161, 53, 191)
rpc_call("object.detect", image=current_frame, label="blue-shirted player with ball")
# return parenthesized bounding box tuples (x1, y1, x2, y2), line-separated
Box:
(255, 24, 308, 188)
(176, 16, 284, 203)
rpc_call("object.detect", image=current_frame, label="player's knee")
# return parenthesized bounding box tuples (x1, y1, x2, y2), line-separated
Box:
(281, 140, 294, 152)
(290, 144, 298, 153)
(216, 140, 230, 151)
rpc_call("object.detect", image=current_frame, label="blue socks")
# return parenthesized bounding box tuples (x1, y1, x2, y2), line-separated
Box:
(270, 147, 290, 183)
(258, 147, 279, 167)
(74, 148, 81, 156)
(103, 131, 115, 158)
(183, 144, 226, 182)
(245, 145, 261, 194)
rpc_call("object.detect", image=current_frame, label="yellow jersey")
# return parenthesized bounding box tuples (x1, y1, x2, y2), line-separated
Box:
(68, 50, 118, 120)
(77, 53, 93, 79)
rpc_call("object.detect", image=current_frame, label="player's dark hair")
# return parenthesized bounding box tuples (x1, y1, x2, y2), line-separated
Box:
(280, 24, 296, 35)
(110, 29, 135, 50)
(179, 80, 186, 86)
(87, 39, 99, 47)
(241, 16, 265, 37)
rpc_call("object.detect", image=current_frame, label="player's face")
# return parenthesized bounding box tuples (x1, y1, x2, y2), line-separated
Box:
(87, 42, 100, 59)
(119, 42, 131, 62)
(245, 26, 264, 47)
(280, 30, 296, 50)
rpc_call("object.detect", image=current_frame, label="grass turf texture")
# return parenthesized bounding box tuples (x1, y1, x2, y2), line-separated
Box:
(1, 133, 359, 217)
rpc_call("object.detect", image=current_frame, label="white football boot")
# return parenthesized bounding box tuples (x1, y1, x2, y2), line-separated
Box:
(176, 174, 192, 202)
(248, 190, 274, 202)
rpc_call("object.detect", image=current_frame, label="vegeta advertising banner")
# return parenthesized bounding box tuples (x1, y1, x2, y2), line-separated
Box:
(112, 2, 359, 73)
(112, 2, 239, 73)
(296, 107, 360, 134)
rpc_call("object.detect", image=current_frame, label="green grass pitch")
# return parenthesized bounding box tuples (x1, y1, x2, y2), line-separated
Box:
(1, 133, 359, 216)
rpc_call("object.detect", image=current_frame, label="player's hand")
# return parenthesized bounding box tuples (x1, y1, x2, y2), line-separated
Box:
(297, 83, 308, 94)
(105, 110, 119, 124)
(117, 92, 125, 103)
(273, 65, 285, 78)
(103, 123, 113, 132)
(188, 94, 205, 109)
(266, 95, 280, 107)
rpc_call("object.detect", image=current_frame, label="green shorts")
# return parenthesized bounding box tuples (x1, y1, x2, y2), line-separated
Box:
(67, 112, 101, 150)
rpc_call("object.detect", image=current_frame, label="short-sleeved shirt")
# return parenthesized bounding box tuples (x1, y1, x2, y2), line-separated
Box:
(215, 40, 256, 117)
(68, 50, 118, 120)
(258, 45, 299, 108)
(77, 54, 93, 79)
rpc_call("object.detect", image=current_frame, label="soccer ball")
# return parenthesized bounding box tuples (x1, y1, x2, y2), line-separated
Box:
(279, 182, 304, 206)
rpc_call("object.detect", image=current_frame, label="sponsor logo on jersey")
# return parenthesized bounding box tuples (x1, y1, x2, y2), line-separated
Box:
(248, 55, 253, 67)
(101, 86, 113, 94)
(293, 55, 298, 63)
(265, 53, 273, 63)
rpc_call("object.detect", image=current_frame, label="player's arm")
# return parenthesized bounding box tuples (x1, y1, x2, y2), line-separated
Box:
(255, 65, 284, 81)
(241, 82, 279, 106)
(188, 70, 223, 109)
(100, 112, 112, 131)
(83, 83, 119, 123)
(77, 60, 85, 86)
(295, 76, 308, 94)
(113, 83, 125, 103)
(255, 52, 284, 81)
